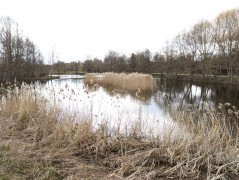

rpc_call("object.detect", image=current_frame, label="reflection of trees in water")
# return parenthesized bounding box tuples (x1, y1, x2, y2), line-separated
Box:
(83, 78, 239, 114)
(155, 78, 239, 110)
(214, 84, 239, 106)
(154, 79, 239, 138)
(42, 78, 239, 112)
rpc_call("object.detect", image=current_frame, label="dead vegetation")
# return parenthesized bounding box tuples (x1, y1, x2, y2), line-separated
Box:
(84, 72, 156, 92)
(0, 82, 239, 179)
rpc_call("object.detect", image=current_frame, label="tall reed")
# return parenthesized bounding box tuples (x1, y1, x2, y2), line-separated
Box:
(85, 72, 156, 92)
(0, 82, 238, 179)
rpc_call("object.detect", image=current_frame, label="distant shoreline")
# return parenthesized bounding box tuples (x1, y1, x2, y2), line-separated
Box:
(21, 75, 60, 82)
(21, 72, 239, 86)
(52, 72, 86, 75)
(152, 73, 239, 85)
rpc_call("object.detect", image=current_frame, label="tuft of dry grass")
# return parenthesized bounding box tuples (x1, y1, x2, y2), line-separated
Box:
(0, 82, 238, 179)
(84, 72, 156, 92)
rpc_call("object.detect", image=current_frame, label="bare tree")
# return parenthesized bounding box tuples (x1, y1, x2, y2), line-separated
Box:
(48, 46, 57, 76)
(213, 9, 239, 80)
(0, 17, 14, 82)
(0, 17, 47, 82)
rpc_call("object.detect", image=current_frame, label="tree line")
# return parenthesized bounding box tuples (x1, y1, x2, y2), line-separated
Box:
(52, 61, 83, 75)
(1, 8, 239, 83)
(82, 8, 239, 79)
(0, 17, 47, 83)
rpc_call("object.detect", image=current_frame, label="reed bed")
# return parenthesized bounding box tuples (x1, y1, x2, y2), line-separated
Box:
(0, 83, 238, 179)
(84, 72, 156, 92)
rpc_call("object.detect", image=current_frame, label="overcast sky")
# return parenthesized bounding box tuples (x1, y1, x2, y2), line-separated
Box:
(0, 0, 238, 62)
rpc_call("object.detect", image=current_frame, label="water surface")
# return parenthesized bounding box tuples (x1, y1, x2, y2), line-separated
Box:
(39, 75, 239, 136)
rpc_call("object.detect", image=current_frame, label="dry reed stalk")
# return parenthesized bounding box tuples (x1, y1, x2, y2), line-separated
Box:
(85, 72, 156, 92)
(0, 83, 238, 179)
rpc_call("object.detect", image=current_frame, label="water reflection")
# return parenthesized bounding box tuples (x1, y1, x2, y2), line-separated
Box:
(39, 75, 174, 137)
(38, 75, 239, 137)
(156, 79, 239, 110)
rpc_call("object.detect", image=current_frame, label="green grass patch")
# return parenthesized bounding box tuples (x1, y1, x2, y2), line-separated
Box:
(0, 143, 63, 179)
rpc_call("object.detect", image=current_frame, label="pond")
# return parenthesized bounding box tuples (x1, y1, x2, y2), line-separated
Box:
(38, 75, 239, 137)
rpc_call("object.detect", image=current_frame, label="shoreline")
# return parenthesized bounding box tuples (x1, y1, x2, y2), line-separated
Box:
(151, 73, 239, 85)
(51, 72, 86, 75)
(20, 75, 61, 82)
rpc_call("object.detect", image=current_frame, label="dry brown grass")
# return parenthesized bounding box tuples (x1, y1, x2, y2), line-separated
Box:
(0, 83, 238, 179)
(85, 72, 156, 92)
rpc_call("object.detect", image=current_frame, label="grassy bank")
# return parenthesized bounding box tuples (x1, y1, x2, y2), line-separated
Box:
(0, 83, 238, 179)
